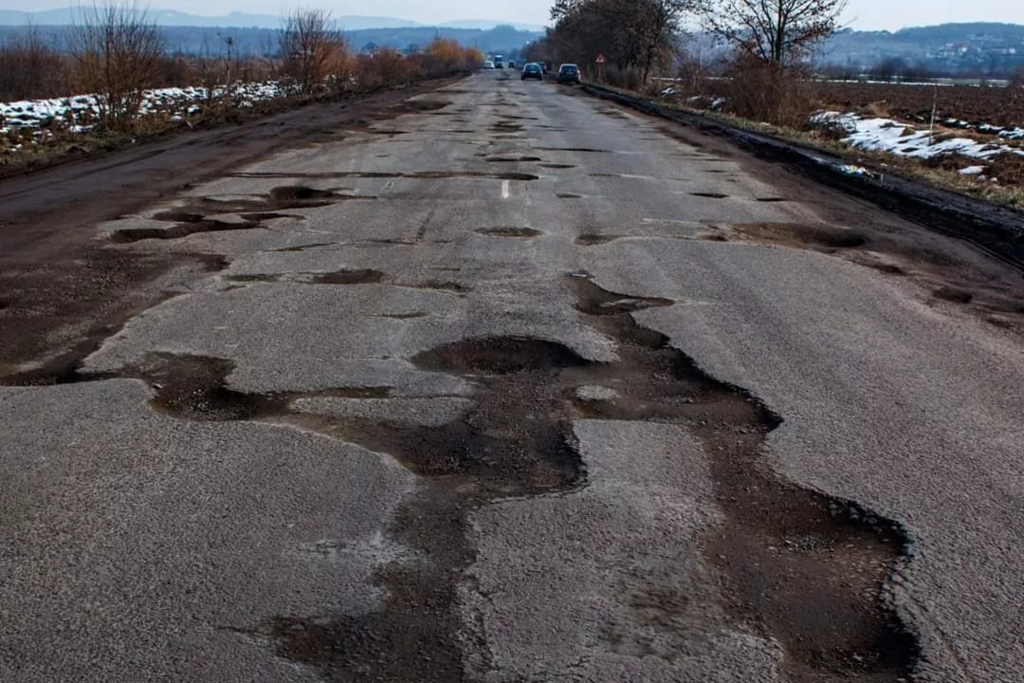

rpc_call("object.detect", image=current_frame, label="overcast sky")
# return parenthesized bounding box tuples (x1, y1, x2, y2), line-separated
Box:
(8, 0, 1024, 31)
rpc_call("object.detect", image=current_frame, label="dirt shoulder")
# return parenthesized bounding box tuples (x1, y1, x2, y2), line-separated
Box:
(0, 79, 458, 382)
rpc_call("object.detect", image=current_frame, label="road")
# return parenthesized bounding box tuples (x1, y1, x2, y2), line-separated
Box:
(1, 71, 1023, 683)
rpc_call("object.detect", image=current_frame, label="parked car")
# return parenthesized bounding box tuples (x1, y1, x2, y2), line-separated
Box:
(483, 61, 495, 69)
(521, 63, 543, 81)
(556, 63, 581, 84)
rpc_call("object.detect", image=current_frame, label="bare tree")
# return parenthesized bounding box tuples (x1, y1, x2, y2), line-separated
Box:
(279, 8, 347, 94)
(699, 0, 846, 66)
(68, 2, 164, 131)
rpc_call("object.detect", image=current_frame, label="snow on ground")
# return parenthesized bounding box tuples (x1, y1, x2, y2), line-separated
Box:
(0, 81, 295, 138)
(812, 111, 1024, 175)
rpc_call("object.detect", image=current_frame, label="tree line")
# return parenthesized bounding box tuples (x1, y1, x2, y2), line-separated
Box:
(524, 0, 847, 123)
(0, 3, 483, 130)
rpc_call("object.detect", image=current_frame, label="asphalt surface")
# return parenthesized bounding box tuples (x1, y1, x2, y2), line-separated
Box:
(1, 71, 1023, 682)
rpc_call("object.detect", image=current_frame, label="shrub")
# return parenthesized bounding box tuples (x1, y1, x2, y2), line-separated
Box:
(0, 25, 70, 100)
(725, 57, 818, 128)
(67, 2, 164, 131)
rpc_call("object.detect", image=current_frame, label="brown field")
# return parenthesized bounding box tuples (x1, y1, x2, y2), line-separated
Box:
(812, 82, 1024, 129)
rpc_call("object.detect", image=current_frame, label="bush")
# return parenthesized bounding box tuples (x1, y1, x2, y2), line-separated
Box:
(603, 65, 644, 90)
(726, 57, 817, 128)
(0, 26, 70, 101)
(68, 2, 164, 131)
(354, 49, 412, 89)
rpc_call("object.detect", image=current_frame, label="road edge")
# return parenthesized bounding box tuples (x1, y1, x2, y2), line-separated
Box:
(582, 83, 1024, 272)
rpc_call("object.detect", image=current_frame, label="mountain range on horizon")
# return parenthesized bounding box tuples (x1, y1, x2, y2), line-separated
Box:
(0, 8, 546, 32)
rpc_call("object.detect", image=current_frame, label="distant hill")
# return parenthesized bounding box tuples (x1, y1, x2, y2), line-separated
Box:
(0, 23, 543, 57)
(0, 8, 534, 31)
(819, 23, 1024, 76)
(441, 20, 545, 32)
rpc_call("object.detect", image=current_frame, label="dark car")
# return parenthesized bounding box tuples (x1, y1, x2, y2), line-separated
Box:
(521, 63, 543, 81)
(556, 63, 580, 84)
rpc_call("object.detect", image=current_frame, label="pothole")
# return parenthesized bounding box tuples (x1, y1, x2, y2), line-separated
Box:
(239, 212, 306, 222)
(733, 223, 870, 250)
(475, 227, 543, 238)
(485, 156, 542, 163)
(81, 274, 919, 682)
(537, 147, 610, 153)
(565, 273, 920, 682)
(690, 192, 730, 199)
(405, 99, 451, 111)
(412, 336, 590, 376)
(575, 233, 622, 246)
(540, 163, 577, 169)
(311, 269, 385, 285)
(109, 219, 261, 243)
(376, 312, 428, 320)
(933, 286, 974, 304)
(413, 280, 471, 294)
(269, 186, 369, 202)
(557, 192, 583, 199)
(95, 353, 392, 421)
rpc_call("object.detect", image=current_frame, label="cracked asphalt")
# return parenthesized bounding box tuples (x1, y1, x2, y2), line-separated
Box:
(1, 71, 1023, 683)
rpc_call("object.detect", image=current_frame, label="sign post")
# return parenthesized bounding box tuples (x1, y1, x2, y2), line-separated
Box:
(595, 53, 607, 82)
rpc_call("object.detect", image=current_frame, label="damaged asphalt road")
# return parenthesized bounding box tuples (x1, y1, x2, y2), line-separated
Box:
(1, 72, 1023, 683)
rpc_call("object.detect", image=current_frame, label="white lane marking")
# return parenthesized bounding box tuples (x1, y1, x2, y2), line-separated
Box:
(502, 179, 510, 199)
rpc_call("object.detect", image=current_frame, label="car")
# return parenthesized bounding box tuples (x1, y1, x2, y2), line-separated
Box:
(521, 63, 543, 81)
(556, 63, 581, 84)
(483, 61, 495, 69)
(507, 60, 516, 69)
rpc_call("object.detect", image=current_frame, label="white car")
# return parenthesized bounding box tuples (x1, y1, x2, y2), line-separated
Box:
(483, 61, 495, 69)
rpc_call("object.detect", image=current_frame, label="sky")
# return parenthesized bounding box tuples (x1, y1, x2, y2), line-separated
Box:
(6, 0, 1024, 31)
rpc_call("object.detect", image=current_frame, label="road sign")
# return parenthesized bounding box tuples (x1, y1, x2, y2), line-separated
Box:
(595, 53, 607, 64)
